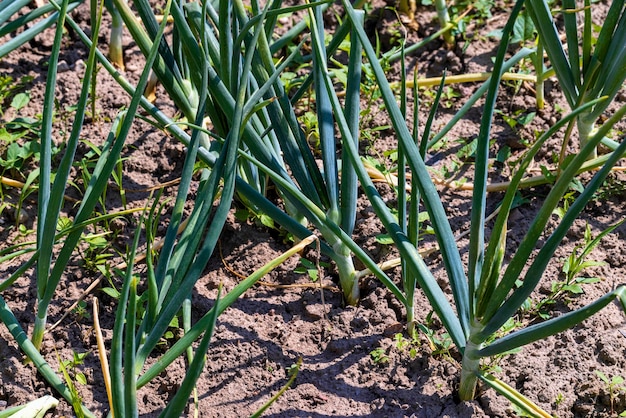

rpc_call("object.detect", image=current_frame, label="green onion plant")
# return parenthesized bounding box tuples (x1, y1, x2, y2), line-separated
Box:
(104, 0, 491, 309)
(106, 0, 409, 306)
(527, 0, 626, 159)
(433, 0, 454, 46)
(33, 0, 100, 351)
(338, 0, 626, 413)
(104, 0, 125, 69)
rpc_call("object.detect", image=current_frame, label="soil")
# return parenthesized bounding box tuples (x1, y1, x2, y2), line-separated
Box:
(1, 1, 626, 417)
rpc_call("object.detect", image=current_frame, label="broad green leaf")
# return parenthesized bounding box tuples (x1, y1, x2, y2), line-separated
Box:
(10, 92, 30, 110)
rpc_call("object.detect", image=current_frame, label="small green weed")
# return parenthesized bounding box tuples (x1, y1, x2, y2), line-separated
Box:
(72, 300, 91, 322)
(0, 74, 43, 178)
(596, 370, 626, 416)
(554, 392, 565, 407)
(301, 109, 320, 149)
(393, 332, 420, 360)
(593, 174, 626, 202)
(417, 311, 453, 358)
(234, 206, 276, 230)
(57, 350, 90, 418)
(522, 222, 618, 320)
(17, 223, 34, 238)
(61, 350, 90, 385)
(80, 232, 115, 274)
(553, 189, 578, 220)
(159, 314, 181, 348)
(421, 85, 460, 109)
(369, 347, 389, 365)
(487, 7, 536, 46)
(294, 257, 329, 282)
(452, 0, 494, 22)
(370, 333, 423, 367)
(495, 109, 535, 133)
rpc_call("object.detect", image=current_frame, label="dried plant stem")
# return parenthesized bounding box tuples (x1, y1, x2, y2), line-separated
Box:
(1, 175, 180, 202)
(399, 72, 538, 89)
(435, 164, 626, 192)
(93, 297, 114, 418)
